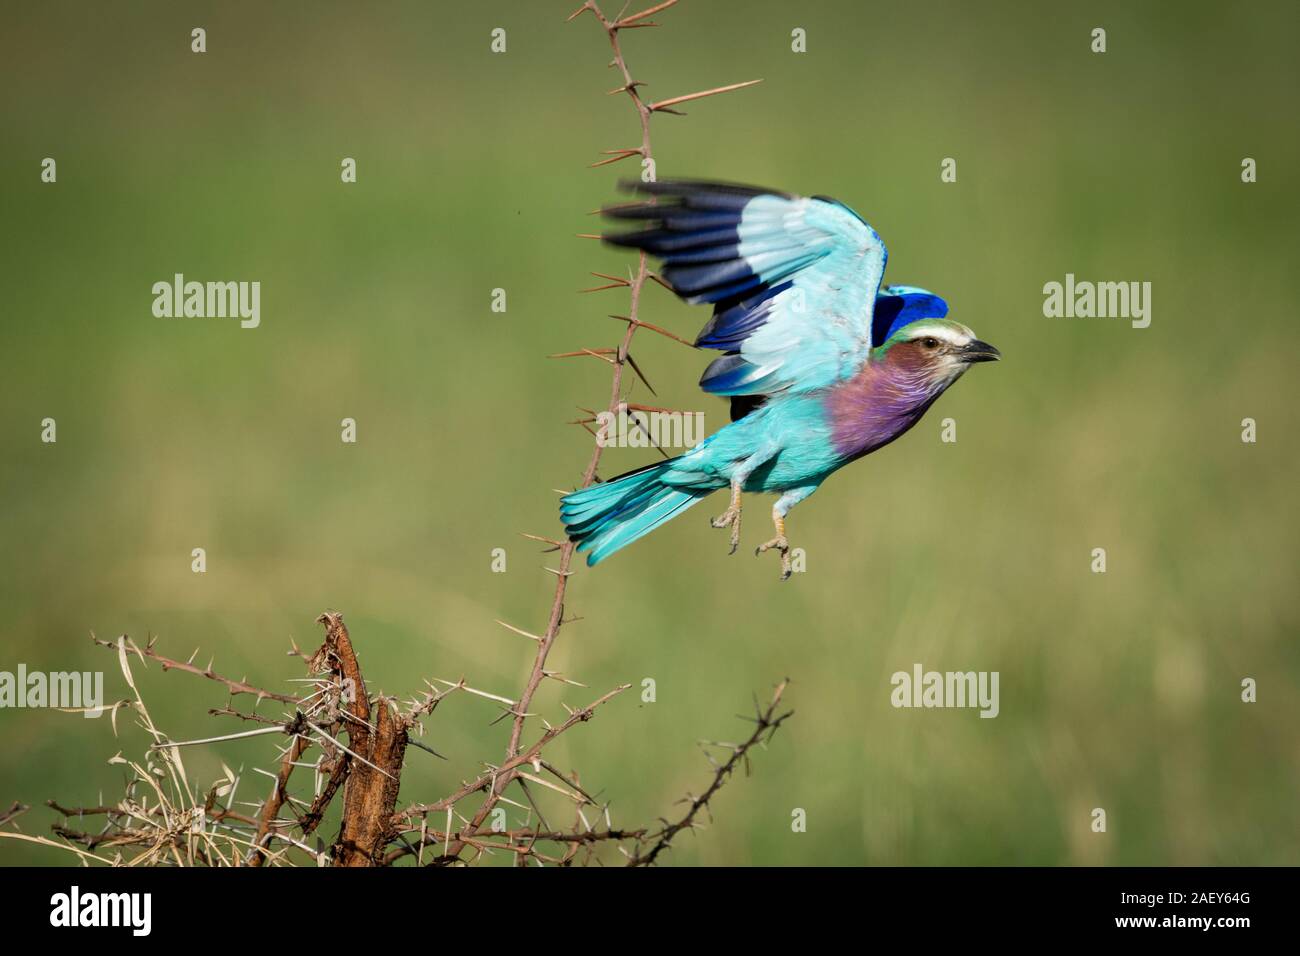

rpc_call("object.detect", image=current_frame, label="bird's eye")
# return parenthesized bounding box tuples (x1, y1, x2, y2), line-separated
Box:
(921, 337, 940, 349)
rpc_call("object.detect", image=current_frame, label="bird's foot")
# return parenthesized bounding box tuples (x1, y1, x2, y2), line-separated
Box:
(710, 504, 742, 555)
(709, 482, 744, 555)
(755, 534, 792, 581)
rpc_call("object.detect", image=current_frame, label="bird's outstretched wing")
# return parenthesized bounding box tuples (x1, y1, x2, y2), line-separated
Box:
(603, 180, 888, 397)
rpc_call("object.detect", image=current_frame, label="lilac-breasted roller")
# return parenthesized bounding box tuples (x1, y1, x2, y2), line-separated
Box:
(560, 181, 1000, 579)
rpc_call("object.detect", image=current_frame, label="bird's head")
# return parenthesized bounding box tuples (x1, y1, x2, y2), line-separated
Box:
(874, 318, 1001, 392)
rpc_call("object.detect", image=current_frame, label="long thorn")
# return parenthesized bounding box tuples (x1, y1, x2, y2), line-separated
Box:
(649, 79, 763, 113)
(616, 0, 678, 27)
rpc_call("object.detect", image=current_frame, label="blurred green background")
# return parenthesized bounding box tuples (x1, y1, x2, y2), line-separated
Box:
(1, 0, 1297, 865)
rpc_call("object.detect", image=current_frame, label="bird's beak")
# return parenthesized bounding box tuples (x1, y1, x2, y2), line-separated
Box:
(961, 339, 1001, 363)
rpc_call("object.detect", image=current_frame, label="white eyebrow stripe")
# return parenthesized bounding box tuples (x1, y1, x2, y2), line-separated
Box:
(909, 323, 974, 347)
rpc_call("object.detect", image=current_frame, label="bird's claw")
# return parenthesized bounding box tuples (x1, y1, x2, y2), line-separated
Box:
(710, 506, 742, 555)
(755, 534, 792, 581)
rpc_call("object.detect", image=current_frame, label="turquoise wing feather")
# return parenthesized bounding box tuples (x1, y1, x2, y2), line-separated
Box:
(603, 181, 888, 397)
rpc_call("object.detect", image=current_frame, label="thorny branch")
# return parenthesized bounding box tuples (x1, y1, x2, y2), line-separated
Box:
(443, 0, 662, 861)
(434, 0, 767, 866)
(2, 0, 788, 869)
(628, 680, 791, 865)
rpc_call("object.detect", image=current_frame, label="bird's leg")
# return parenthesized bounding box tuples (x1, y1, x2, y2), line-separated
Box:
(756, 485, 818, 581)
(710, 479, 743, 555)
(710, 449, 776, 557)
(755, 506, 791, 580)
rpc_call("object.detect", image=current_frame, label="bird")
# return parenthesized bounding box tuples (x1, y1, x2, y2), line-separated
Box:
(560, 180, 1000, 580)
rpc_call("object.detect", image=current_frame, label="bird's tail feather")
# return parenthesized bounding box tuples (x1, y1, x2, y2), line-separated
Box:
(560, 460, 709, 566)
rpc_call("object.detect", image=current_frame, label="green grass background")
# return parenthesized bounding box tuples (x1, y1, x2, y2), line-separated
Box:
(1, 0, 1297, 865)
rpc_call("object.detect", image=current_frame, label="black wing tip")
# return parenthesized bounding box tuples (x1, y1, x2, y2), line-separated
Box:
(600, 229, 654, 249)
(599, 200, 663, 221)
(616, 178, 795, 200)
(599, 179, 795, 298)
(599, 179, 793, 240)
(599, 180, 795, 227)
